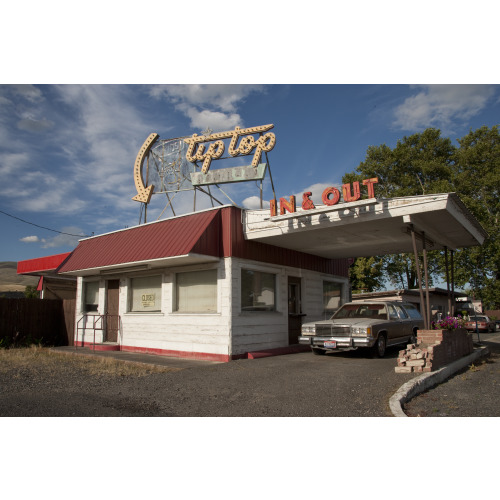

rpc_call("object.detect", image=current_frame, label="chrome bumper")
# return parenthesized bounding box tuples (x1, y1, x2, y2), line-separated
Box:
(298, 335, 375, 349)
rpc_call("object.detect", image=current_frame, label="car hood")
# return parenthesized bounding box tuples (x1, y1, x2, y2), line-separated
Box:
(303, 318, 387, 328)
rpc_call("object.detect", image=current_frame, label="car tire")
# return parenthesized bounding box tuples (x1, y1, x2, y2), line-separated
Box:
(409, 331, 417, 345)
(372, 334, 386, 358)
(311, 348, 326, 356)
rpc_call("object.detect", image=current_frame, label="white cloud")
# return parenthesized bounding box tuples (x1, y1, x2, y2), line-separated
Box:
(7, 84, 44, 103)
(242, 196, 270, 209)
(19, 235, 39, 243)
(149, 84, 266, 113)
(0, 152, 30, 175)
(17, 117, 53, 132)
(0, 166, 87, 214)
(40, 227, 86, 249)
(149, 84, 268, 132)
(394, 85, 497, 131)
(184, 108, 242, 132)
(29, 85, 155, 217)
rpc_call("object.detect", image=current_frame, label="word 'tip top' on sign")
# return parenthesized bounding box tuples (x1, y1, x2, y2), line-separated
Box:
(184, 124, 276, 173)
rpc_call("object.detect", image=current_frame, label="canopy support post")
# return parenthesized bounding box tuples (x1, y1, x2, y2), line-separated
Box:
(450, 250, 455, 316)
(410, 225, 428, 330)
(444, 247, 451, 315)
(422, 232, 431, 329)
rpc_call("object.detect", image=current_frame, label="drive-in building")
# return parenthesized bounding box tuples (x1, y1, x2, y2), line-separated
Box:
(16, 125, 488, 361)
(18, 192, 487, 361)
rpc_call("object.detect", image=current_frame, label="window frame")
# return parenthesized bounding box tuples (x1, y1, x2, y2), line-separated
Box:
(240, 268, 277, 312)
(128, 274, 163, 313)
(322, 280, 344, 318)
(83, 280, 100, 314)
(174, 268, 218, 314)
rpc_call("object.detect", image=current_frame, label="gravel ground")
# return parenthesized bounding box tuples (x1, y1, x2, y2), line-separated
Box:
(0, 345, 417, 417)
(404, 334, 500, 417)
(2, 335, 499, 417)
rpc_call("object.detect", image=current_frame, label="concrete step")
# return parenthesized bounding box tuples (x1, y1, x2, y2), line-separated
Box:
(86, 343, 120, 352)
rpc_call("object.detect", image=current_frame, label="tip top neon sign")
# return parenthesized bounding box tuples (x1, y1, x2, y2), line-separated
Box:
(184, 124, 276, 174)
(133, 124, 277, 203)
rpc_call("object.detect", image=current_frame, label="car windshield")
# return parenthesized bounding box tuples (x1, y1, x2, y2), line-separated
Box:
(469, 316, 487, 321)
(332, 304, 387, 320)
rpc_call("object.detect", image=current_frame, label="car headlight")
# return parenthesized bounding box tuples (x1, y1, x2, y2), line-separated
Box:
(351, 327, 372, 337)
(301, 325, 316, 335)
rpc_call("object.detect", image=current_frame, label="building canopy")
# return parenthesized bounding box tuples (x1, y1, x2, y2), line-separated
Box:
(242, 193, 487, 259)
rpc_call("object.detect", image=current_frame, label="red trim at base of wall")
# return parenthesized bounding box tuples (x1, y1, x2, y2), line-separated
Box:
(244, 344, 311, 359)
(75, 340, 230, 361)
(74, 341, 120, 351)
(74, 341, 311, 362)
(119, 345, 230, 362)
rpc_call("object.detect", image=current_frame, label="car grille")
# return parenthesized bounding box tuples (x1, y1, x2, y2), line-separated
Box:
(316, 325, 351, 337)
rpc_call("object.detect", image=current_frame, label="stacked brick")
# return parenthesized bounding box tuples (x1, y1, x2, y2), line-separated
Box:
(395, 344, 433, 373)
(395, 328, 473, 373)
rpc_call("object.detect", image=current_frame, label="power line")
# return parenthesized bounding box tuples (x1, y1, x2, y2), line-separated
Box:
(0, 209, 90, 238)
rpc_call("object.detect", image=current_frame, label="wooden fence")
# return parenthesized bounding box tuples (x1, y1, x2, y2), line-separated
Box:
(0, 298, 75, 347)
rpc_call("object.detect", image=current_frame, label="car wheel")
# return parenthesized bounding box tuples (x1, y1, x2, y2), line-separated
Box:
(409, 331, 417, 345)
(311, 348, 326, 356)
(372, 334, 386, 358)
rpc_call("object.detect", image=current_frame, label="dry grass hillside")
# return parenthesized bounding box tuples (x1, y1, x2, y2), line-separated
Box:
(0, 262, 38, 292)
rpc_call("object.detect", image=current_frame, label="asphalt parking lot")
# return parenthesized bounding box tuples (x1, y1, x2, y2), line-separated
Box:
(1, 344, 417, 417)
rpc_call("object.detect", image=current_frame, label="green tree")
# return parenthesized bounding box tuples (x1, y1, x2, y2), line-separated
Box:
(24, 285, 39, 298)
(344, 125, 500, 307)
(349, 256, 384, 293)
(343, 128, 455, 291)
(452, 125, 500, 308)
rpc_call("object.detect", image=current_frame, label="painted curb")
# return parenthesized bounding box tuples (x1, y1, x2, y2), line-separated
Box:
(389, 345, 490, 417)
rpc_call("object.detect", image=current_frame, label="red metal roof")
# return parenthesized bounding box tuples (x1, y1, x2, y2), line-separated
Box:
(58, 209, 221, 273)
(17, 252, 72, 275)
(43, 206, 348, 277)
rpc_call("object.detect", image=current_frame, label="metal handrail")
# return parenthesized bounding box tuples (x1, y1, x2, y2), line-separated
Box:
(75, 314, 120, 351)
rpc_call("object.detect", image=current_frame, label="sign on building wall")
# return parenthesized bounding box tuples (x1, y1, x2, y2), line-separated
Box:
(270, 178, 379, 217)
(141, 293, 156, 308)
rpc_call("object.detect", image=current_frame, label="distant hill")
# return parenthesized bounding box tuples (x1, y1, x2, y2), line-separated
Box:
(0, 262, 38, 293)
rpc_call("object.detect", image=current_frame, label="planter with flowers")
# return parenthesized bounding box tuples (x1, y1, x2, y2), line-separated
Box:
(395, 316, 473, 373)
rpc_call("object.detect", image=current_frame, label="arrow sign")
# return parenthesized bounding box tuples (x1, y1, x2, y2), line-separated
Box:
(132, 132, 159, 204)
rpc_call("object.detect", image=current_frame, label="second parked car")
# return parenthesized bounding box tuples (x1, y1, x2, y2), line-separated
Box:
(299, 301, 424, 357)
(465, 315, 495, 333)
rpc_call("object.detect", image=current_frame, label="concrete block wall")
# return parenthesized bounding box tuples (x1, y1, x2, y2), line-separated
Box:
(395, 328, 473, 373)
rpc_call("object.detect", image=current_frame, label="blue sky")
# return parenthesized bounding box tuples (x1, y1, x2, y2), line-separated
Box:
(1, 83, 499, 262)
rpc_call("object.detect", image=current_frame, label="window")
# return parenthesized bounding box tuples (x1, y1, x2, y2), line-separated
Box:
(403, 303, 423, 319)
(84, 281, 99, 312)
(129, 275, 162, 312)
(387, 304, 399, 320)
(323, 281, 343, 318)
(395, 304, 409, 319)
(334, 303, 387, 319)
(175, 269, 217, 313)
(241, 269, 276, 311)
